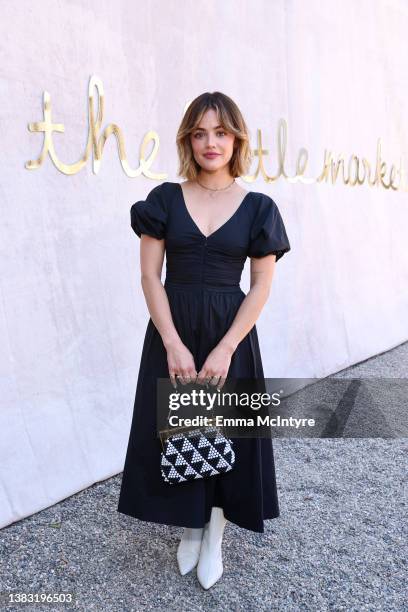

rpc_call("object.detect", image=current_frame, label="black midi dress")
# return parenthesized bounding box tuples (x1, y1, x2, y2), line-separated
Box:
(117, 181, 291, 533)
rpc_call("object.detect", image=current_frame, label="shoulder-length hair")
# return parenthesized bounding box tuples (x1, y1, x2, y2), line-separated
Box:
(176, 92, 253, 181)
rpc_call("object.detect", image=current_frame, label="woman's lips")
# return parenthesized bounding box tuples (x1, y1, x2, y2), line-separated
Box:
(204, 153, 220, 158)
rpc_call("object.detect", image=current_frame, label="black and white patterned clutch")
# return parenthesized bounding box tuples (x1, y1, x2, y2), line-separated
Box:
(160, 425, 235, 485)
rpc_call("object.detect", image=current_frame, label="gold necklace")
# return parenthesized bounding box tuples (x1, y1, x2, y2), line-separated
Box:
(196, 178, 236, 199)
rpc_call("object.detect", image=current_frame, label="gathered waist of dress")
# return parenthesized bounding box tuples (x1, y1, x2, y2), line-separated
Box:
(164, 279, 244, 294)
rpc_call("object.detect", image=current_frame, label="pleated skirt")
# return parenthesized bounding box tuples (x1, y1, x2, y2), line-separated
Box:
(117, 281, 280, 533)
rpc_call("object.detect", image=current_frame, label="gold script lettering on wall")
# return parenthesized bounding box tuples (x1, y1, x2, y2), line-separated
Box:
(316, 140, 407, 190)
(26, 77, 406, 191)
(25, 75, 167, 179)
(240, 119, 406, 190)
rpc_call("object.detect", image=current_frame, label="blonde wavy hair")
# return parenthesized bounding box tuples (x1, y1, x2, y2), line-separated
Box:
(176, 92, 253, 181)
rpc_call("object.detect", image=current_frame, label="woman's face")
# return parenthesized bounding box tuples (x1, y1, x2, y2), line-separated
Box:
(190, 108, 236, 175)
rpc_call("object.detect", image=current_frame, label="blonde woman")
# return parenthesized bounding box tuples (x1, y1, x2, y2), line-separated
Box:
(118, 92, 291, 589)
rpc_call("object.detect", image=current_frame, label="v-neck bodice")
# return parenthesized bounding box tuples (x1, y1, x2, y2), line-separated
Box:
(130, 181, 291, 288)
(177, 182, 252, 240)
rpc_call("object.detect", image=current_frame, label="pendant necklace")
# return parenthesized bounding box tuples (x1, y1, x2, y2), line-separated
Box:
(196, 178, 236, 199)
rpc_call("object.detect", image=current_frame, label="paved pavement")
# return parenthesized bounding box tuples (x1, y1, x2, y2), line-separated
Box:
(1, 342, 407, 611)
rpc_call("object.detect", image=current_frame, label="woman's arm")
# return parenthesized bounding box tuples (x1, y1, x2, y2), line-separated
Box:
(138, 235, 198, 387)
(196, 254, 276, 387)
(139, 235, 180, 348)
(219, 254, 276, 353)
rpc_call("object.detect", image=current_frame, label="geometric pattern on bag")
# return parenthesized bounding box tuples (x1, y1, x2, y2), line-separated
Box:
(160, 425, 235, 485)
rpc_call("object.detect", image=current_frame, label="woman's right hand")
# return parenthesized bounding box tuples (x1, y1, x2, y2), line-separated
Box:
(165, 339, 198, 389)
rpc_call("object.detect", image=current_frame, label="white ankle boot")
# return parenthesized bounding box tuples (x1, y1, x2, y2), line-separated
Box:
(197, 507, 227, 589)
(176, 527, 204, 575)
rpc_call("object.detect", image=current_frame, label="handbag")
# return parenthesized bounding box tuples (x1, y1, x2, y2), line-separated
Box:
(159, 408, 235, 485)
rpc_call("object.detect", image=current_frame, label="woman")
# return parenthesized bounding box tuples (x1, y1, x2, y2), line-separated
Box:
(117, 91, 291, 590)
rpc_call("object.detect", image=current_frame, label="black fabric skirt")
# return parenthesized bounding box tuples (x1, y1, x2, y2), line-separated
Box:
(117, 281, 280, 533)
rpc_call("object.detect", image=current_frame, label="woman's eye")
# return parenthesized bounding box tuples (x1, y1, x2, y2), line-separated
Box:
(193, 131, 226, 138)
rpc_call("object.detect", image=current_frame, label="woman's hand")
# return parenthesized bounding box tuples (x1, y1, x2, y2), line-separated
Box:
(165, 339, 198, 389)
(196, 343, 234, 390)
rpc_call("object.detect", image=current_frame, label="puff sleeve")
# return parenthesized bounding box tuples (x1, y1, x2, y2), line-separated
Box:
(130, 183, 167, 239)
(248, 195, 291, 261)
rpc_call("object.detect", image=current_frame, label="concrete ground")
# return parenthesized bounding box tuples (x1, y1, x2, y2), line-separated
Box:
(1, 343, 407, 611)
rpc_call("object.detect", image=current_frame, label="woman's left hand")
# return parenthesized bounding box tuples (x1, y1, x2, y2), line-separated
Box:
(196, 343, 234, 390)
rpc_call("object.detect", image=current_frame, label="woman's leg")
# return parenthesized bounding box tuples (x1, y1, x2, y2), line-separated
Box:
(176, 526, 204, 575)
(197, 506, 227, 589)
